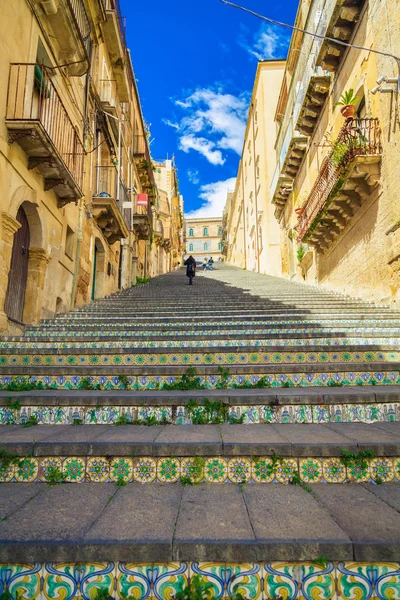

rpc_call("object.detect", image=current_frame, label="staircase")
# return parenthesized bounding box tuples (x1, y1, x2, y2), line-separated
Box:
(0, 265, 399, 600)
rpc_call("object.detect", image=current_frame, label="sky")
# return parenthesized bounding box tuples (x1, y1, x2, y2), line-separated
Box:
(121, 0, 298, 217)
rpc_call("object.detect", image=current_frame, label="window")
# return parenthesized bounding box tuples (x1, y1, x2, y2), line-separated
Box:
(218, 227, 222, 235)
(189, 228, 194, 237)
(203, 227, 208, 236)
(189, 243, 194, 252)
(204, 242, 208, 251)
(218, 242, 222, 251)
(65, 225, 75, 260)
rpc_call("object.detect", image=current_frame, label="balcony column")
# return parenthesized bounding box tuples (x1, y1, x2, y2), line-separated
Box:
(0, 212, 21, 332)
(22, 248, 50, 325)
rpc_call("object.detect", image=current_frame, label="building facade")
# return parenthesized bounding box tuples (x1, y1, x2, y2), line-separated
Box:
(153, 159, 184, 275)
(269, 0, 400, 302)
(224, 60, 285, 274)
(0, 0, 180, 334)
(185, 217, 223, 262)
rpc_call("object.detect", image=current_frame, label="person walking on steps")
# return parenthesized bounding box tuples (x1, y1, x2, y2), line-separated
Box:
(208, 257, 214, 271)
(203, 257, 208, 271)
(185, 255, 196, 285)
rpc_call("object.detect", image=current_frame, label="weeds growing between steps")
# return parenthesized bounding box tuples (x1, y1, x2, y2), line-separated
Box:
(0, 367, 385, 392)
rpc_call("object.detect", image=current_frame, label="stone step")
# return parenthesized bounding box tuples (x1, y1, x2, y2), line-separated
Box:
(1, 365, 399, 390)
(1, 482, 399, 562)
(1, 386, 399, 425)
(17, 327, 400, 341)
(3, 336, 400, 349)
(1, 423, 400, 487)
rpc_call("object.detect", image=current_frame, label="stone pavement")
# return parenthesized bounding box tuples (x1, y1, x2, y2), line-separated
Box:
(1, 482, 399, 562)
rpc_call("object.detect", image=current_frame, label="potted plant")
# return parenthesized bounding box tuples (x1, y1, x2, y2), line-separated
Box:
(335, 89, 359, 118)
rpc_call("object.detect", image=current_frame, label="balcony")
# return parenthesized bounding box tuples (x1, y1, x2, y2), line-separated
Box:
(36, 0, 90, 76)
(297, 118, 382, 251)
(6, 64, 84, 207)
(316, 0, 366, 73)
(92, 165, 130, 244)
(271, 121, 307, 221)
(133, 135, 156, 203)
(101, 0, 130, 101)
(132, 195, 153, 240)
(296, 75, 331, 136)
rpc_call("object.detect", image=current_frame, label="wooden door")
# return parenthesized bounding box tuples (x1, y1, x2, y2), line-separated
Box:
(5, 206, 30, 322)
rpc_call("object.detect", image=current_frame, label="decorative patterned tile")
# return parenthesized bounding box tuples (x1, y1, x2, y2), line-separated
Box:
(227, 458, 252, 484)
(204, 458, 228, 483)
(191, 562, 263, 599)
(86, 457, 110, 482)
(133, 457, 157, 483)
(0, 563, 42, 599)
(264, 562, 336, 600)
(38, 457, 63, 482)
(43, 562, 115, 600)
(299, 458, 323, 484)
(275, 459, 298, 484)
(157, 458, 180, 482)
(337, 562, 400, 600)
(14, 458, 39, 482)
(370, 458, 394, 483)
(117, 562, 189, 600)
(322, 458, 346, 483)
(109, 458, 134, 483)
(63, 457, 86, 482)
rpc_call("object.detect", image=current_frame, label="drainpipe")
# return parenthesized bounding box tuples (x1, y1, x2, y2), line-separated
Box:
(241, 162, 247, 269)
(251, 103, 260, 273)
(71, 46, 92, 308)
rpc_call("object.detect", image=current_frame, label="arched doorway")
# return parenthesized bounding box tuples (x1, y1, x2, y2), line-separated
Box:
(4, 206, 30, 321)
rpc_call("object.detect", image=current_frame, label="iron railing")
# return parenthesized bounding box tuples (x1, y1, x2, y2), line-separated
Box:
(94, 165, 130, 229)
(133, 134, 156, 189)
(6, 63, 85, 191)
(68, 0, 91, 58)
(297, 118, 382, 241)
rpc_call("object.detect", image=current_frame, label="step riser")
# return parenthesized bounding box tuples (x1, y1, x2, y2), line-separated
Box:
(1, 455, 398, 485)
(0, 371, 399, 388)
(1, 401, 399, 425)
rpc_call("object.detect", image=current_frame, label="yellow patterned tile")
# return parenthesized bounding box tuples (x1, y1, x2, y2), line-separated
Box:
(251, 458, 275, 483)
(275, 458, 298, 484)
(133, 457, 157, 483)
(0, 460, 15, 482)
(157, 458, 180, 482)
(227, 458, 251, 483)
(86, 457, 110, 482)
(370, 458, 394, 483)
(38, 457, 63, 482)
(14, 458, 39, 482)
(299, 458, 323, 483)
(109, 458, 134, 483)
(181, 457, 204, 483)
(63, 457, 86, 482)
(204, 458, 228, 483)
(322, 458, 346, 483)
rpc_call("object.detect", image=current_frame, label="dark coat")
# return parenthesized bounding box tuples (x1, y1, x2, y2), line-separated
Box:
(184, 257, 196, 277)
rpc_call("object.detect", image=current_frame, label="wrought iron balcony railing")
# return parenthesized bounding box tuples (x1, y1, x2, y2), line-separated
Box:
(94, 165, 131, 230)
(6, 63, 84, 204)
(297, 118, 382, 243)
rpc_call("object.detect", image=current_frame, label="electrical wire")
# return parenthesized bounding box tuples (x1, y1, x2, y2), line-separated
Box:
(219, 0, 400, 81)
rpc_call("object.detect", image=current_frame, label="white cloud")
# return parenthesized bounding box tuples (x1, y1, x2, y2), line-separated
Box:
(186, 177, 236, 218)
(239, 23, 290, 61)
(164, 86, 248, 165)
(179, 135, 225, 166)
(187, 169, 200, 185)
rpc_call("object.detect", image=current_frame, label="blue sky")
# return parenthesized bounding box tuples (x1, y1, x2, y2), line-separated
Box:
(121, 0, 297, 217)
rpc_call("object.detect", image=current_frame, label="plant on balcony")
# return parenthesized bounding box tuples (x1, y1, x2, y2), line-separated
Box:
(297, 245, 306, 262)
(334, 89, 359, 118)
(331, 140, 349, 165)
